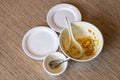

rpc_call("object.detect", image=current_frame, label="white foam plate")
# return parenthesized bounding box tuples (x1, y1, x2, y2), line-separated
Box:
(22, 26, 59, 60)
(47, 3, 82, 32)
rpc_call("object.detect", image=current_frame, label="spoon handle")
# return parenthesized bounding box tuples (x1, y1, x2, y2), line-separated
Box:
(63, 57, 70, 62)
(65, 17, 74, 39)
(60, 58, 70, 64)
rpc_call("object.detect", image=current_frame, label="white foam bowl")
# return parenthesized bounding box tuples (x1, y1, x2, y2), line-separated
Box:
(59, 21, 104, 62)
(43, 52, 68, 76)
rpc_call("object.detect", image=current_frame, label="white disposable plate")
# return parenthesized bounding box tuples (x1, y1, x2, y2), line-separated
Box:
(22, 26, 59, 60)
(47, 3, 82, 32)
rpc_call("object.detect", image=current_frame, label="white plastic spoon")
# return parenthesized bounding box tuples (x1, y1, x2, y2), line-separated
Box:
(65, 17, 83, 59)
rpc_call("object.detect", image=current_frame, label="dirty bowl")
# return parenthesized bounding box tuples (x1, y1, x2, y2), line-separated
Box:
(59, 21, 104, 62)
(43, 52, 68, 76)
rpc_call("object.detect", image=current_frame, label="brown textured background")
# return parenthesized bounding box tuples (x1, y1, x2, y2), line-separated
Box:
(0, 0, 120, 80)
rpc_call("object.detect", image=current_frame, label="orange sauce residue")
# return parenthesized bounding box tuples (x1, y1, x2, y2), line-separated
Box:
(51, 65, 62, 73)
(77, 36, 95, 60)
(65, 36, 95, 60)
(88, 29, 92, 33)
(88, 29, 95, 35)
